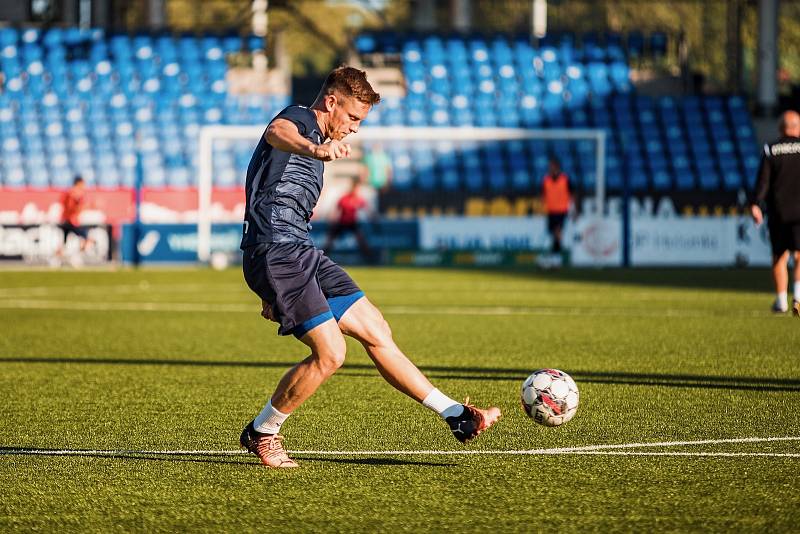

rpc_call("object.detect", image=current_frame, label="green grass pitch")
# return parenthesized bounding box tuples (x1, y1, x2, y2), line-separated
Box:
(1, 266, 799, 532)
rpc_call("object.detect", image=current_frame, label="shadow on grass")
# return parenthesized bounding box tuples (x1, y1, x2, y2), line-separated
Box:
(339, 369, 800, 392)
(434, 266, 773, 294)
(2, 356, 799, 392)
(0, 448, 453, 467)
(290, 456, 454, 467)
(0, 447, 255, 467)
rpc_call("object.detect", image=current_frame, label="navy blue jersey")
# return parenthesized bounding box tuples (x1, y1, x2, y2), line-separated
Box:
(752, 136, 800, 222)
(240, 105, 325, 248)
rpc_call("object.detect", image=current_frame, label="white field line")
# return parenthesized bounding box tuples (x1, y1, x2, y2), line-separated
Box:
(0, 299, 768, 318)
(0, 283, 244, 297)
(561, 451, 800, 458)
(0, 283, 761, 300)
(2, 436, 798, 458)
(0, 299, 254, 313)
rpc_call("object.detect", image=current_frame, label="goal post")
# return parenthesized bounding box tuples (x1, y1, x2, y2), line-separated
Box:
(197, 125, 607, 263)
(197, 125, 264, 263)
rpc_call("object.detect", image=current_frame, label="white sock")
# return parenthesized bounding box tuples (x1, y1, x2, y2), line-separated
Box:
(777, 291, 788, 310)
(253, 399, 290, 434)
(794, 282, 800, 302)
(422, 388, 464, 420)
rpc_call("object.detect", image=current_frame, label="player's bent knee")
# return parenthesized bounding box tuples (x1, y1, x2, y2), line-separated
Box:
(325, 333, 347, 367)
(315, 350, 346, 373)
(302, 320, 347, 373)
(313, 340, 346, 373)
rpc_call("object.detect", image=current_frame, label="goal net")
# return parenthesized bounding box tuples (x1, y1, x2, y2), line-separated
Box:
(197, 125, 607, 262)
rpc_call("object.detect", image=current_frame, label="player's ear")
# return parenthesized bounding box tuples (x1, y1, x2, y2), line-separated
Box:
(324, 93, 337, 112)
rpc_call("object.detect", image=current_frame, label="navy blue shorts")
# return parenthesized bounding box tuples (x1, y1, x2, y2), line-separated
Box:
(547, 213, 567, 234)
(242, 243, 363, 338)
(60, 222, 88, 242)
(768, 218, 800, 255)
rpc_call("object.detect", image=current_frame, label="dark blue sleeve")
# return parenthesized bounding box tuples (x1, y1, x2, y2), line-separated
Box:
(750, 145, 771, 206)
(272, 106, 314, 138)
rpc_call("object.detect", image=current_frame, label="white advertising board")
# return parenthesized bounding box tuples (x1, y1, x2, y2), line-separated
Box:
(417, 215, 772, 268)
(631, 217, 732, 266)
(419, 216, 549, 250)
(732, 217, 772, 267)
(631, 216, 772, 267)
(570, 217, 623, 266)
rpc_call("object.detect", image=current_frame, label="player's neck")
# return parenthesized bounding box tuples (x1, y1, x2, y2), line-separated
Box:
(310, 102, 330, 141)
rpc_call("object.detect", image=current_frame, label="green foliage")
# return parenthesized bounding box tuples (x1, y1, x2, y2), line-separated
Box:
(1, 267, 799, 531)
(118, 1, 800, 86)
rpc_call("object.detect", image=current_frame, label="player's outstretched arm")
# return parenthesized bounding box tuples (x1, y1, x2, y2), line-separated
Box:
(265, 119, 350, 162)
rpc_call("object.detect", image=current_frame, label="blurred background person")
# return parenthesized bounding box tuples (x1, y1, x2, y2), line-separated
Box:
(324, 178, 374, 263)
(361, 143, 392, 192)
(749, 110, 800, 316)
(541, 157, 573, 253)
(360, 143, 392, 214)
(55, 175, 94, 266)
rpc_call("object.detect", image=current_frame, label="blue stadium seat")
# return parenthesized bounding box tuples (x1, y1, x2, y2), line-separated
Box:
(3, 165, 26, 188)
(651, 170, 673, 191)
(697, 170, 720, 191)
(609, 62, 631, 92)
(673, 170, 695, 191)
(417, 169, 437, 190)
(604, 156, 622, 190)
(721, 170, 742, 190)
(627, 171, 648, 191)
(510, 168, 531, 190)
(463, 170, 484, 191)
(440, 169, 460, 191)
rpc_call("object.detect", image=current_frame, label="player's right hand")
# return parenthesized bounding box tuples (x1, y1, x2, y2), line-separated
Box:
(261, 299, 276, 322)
(312, 140, 351, 162)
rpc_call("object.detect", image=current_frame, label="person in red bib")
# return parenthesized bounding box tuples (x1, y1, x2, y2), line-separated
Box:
(541, 157, 573, 253)
(56, 176, 94, 261)
(324, 179, 374, 262)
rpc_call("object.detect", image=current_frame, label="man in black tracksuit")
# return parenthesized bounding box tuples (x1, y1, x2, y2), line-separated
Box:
(750, 110, 800, 316)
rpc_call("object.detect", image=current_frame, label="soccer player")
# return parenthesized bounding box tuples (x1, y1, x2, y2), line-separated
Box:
(239, 66, 501, 468)
(541, 157, 572, 253)
(55, 175, 94, 264)
(749, 110, 800, 316)
(323, 178, 373, 262)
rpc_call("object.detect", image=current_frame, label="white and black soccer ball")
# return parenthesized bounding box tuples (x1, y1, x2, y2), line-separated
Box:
(521, 369, 579, 427)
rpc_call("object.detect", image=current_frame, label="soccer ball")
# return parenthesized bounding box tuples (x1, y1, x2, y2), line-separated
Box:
(521, 369, 579, 427)
(209, 251, 230, 270)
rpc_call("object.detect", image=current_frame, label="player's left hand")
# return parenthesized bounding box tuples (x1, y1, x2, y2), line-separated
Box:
(750, 204, 763, 226)
(261, 299, 276, 322)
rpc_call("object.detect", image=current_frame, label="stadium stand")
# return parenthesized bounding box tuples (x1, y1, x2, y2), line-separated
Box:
(0, 27, 760, 196)
(0, 26, 288, 189)
(355, 31, 760, 194)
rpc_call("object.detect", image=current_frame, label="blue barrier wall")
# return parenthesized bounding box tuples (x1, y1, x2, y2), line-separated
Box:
(120, 221, 419, 263)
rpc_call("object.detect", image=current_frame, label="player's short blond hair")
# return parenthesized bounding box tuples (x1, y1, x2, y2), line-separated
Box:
(320, 66, 381, 106)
